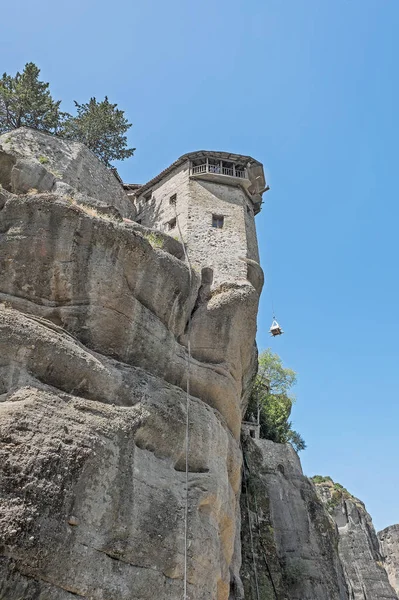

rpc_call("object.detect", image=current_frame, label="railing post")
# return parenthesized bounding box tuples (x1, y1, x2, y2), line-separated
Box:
(233, 164, 236, 177)
(206, 157, 209, 174)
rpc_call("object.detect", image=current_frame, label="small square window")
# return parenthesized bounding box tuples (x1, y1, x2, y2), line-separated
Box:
(143, 191, 152, 202)
(167, 218, 177, 231)
(169, 194, 177, 205)
(212, 214, 224, 228)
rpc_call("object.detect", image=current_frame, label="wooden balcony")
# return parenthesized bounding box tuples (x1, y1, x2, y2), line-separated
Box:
(190, 159, 251, 188)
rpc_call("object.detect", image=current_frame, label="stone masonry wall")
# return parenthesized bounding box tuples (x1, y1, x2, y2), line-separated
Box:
(135, 162, 190, 235)
(135, 161, 261, 289)
(186, 179, 251, 287)
(244, 198, 260, 264)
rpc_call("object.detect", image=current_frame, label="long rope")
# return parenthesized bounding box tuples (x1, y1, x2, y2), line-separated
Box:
(174, 205, 193, 600)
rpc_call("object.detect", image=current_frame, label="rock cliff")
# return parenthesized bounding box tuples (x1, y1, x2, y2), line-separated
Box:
(379, 525, 399, 595)
(0, 129, 260, 599)
(240, 437, 348, 600)
(1, 128, 398, 600)
(314, 478, 397, 600)
(241, 441, 399, 600)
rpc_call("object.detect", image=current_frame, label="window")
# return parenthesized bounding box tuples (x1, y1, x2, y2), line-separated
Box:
(169, 194, 177, 205)
(143, 190, 152, 202)
(212, 214, 224, 228)
(167, 218, 177, 231)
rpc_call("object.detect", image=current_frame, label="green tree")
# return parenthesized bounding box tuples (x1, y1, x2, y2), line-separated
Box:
(0, 62, 63, 134)
(61, 97, 135, 167)
(245, 349, 306, 452)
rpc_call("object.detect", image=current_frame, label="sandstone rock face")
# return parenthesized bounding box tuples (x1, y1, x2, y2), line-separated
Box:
(0, 128, 135, 218)
(240, 437, 349, 600)
(315, 480, 398, 600)
(0, 131, 262, 599)
(379, 525, 399, 594)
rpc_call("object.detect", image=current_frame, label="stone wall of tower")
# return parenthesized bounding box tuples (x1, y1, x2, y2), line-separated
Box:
(135, 161, 191, 233)
(134, 161, 261, 289)
(244, 198, 260, 263)
(185, 179, 250, 286)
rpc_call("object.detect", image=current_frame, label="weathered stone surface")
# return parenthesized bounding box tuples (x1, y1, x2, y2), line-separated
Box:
(0, 365, 240, 599)
(379, 525, 399, 594)
(0, 132, 262, 598)
(240, 437, 349, 600)
(0, 300, 245, 599)
(0, 128, 135, 218)
(0, 191, 259, 438)
(315, 479, 398, 600)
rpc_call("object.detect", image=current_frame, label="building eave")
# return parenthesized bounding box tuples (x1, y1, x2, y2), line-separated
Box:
(131, 150, 263, 198)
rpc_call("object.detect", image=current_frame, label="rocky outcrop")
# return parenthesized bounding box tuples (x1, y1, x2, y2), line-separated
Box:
(0, 127, 135, 218)
(240, 437, 348, 600)
(0, 130, 262, 599)
(314, 478, 397, 600)
(3, 128, 397, 600)
(379, 525, 399, 595)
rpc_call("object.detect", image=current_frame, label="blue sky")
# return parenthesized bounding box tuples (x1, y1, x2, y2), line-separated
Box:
(2, 0, 398, 531)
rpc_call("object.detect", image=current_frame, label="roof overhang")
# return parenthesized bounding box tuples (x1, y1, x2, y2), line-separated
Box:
(132, 150, 265, 198)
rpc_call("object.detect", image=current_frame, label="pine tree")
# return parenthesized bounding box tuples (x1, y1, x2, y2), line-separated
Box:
(61, 97, 135, 167)
(0, 62, 63, 134)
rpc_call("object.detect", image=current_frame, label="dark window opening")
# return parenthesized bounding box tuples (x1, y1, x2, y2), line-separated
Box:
(136, 218, 142, 225)
(143, 191, 152, 202)
(250, 429, 255, 438)
(167, 218, 177, 231)
(212, 214, 224, 229)
(169, 193, 177, 205)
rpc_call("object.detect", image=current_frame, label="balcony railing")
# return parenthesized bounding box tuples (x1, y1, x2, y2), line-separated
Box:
(191, 163, 247, 179)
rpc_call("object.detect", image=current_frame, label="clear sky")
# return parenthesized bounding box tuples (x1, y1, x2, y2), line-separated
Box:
(2, 0, 398, 532)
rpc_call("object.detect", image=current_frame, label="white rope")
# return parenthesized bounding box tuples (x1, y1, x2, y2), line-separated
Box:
(174, 206, 193, 600)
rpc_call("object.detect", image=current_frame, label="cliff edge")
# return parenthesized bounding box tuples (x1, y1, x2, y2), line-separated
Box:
(0, 129, 261, 600)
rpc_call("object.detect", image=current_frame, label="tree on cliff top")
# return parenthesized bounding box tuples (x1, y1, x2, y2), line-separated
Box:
(0, 63, 63, 134)
(245, 349, 306, 452)
(0, 63, 135, 167)
(60, 97, 135, 167)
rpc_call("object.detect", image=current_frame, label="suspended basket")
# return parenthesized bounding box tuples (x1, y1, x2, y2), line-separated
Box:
(269, 319, 284, 337)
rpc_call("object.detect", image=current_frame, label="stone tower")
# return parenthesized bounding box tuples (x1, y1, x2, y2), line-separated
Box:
(125, 151, 267, 287)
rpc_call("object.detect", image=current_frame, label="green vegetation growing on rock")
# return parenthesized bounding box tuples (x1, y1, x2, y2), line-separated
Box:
(312, 476, 354, 513)
(312, 475, 333, 484)
(60, 97, 135, 167)
(0, 63, 63, 134)
(143, 232, 164, 249)
(245, 349, 306, 452)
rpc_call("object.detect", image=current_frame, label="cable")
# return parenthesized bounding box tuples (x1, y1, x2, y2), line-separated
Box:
(174, 205, 193, 600)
